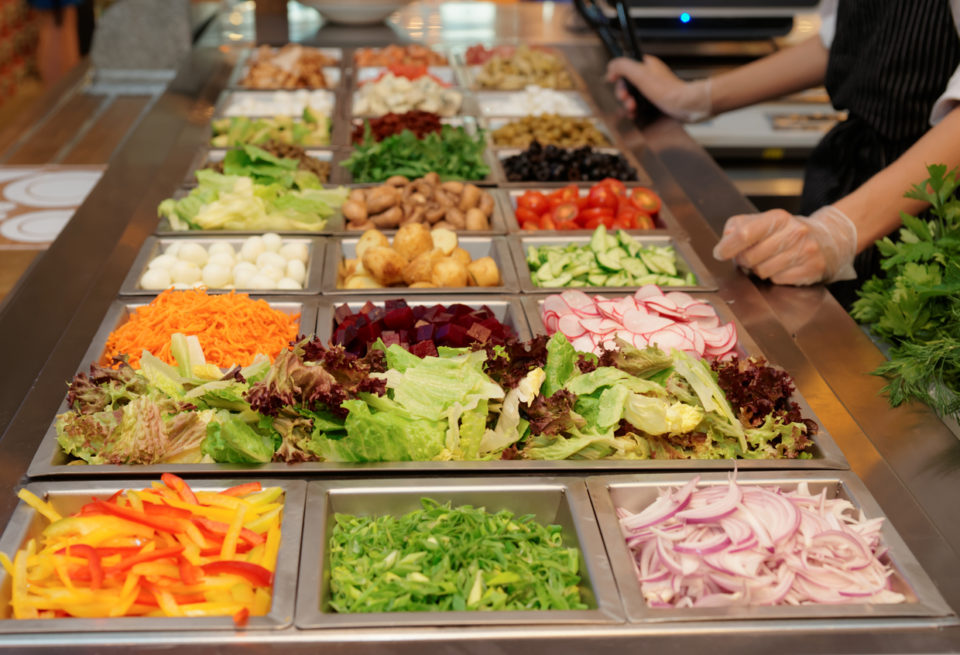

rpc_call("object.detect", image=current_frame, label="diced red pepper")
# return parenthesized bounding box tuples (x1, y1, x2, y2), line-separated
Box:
(202, 561, 273, 587)
(219, 482, 262, 498)
(161, 473, 199, 505)
(178, 556, 203, 586)
(233, 607, 250, 627)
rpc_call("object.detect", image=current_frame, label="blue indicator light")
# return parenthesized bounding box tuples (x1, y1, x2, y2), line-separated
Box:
(680, 12, 691, 23)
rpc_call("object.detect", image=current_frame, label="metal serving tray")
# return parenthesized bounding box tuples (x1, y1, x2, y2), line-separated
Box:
(355, 66, 457, 86)
(587, 471, 955, 625)
(520, 291, 847, 469)
(118, 236, 325, 296)
(503, 186, 683, 235)
(482, 115, 614, 150)
(315, 295, 532, 346)
(332, 187, 510, 236)
(69, 297, 317, 375)
(0, 478, 306, 632)
(155, 186, 345, 236)
(323, 235, 519, 295)
(509, 233, 718, 293)
(475, 91, 594, 118)
(520, 292, 762, 358)
(216, 89, 338, 118)
(228, 46, 344, 90)
(493, 147, 652, 188)
(295, 477, 624, 628)
(337, 146, 501, 188)
(182, 148, 338, 187)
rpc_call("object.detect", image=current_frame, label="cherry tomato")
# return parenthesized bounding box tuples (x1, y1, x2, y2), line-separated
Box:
(517, 191, 549, 214)
(598, 178, 627, 197)
(547, 185, 579, 209)
(609, 218, 631, 230)
(629, 187, 662, 214)
(587, 185, 619, 210)
(521, 221, 540, 231)
(575, 195, 590, 210)
(636, 213, 655, 230)
(581, 207, 615, 222)
(551, 203, 579, 224)
(539, 214, 557, 230)
(515, 207, 541, 225)
(556, 220, 579, 230)
(582, 216, 604, 229)
(616, 206, 640, 229)
(601, 213, 617, 228)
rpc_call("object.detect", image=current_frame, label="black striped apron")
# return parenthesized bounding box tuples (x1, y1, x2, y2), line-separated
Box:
(800, 0, 960, 307)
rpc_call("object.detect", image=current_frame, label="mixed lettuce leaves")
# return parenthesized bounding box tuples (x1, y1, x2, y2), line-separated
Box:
(56, 332, 816, 466)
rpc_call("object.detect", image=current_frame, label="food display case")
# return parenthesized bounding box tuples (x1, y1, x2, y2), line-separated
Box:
(0, 4, 958, 654)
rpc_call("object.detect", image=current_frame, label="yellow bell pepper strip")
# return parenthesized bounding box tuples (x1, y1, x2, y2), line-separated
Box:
(1, 478, 284, 623)
(16, 489, 61, 523)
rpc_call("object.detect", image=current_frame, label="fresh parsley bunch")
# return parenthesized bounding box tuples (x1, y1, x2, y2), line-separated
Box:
(851, 164, 960, 421)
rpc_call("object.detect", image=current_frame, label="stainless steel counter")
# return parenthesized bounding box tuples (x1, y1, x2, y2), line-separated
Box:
(0, 3, 959, 652)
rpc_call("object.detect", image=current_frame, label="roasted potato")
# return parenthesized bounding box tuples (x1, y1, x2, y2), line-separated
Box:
(393, 223, 434, 262)
(431, 228, 458, 255)
(362, 246, 406, 286)
(355, 229, 390, 260)
(431, 257, 469, 287)
(402, 248, 443, 285)
(344, 274, 383, 289)
(450, 247, 471, 267)
(467, 256, 500, 287)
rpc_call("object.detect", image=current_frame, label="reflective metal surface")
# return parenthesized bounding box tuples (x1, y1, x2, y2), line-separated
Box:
(0, 2, 958, 652)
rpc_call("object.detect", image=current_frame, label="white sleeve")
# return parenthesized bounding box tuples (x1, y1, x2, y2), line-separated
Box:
(819, 0, 838, 49)
(928, 0, 960, 125)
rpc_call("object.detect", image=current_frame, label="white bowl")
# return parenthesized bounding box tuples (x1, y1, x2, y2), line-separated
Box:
(300, 0, 411, 25)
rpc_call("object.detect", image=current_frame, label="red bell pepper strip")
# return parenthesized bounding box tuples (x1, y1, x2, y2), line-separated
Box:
(161, 473, 199, 505)
(233, 607, 250, 627)
(178, 556, 202, 586)
(220, 482, 262, 498)
(94, 546, 143, 558)
(57, 544, 103, 590)
(93, 501, 190, 534)
(141, 501, 193, 520)
(199, 541, 254, 557)
(104, 546, 184, 574)
(201, 561, 273, 587)
(192, 517, 265, 546)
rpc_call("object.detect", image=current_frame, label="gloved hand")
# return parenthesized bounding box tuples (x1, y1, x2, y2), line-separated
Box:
(712, 206, 858, 286)
(606, 55, 712, 122)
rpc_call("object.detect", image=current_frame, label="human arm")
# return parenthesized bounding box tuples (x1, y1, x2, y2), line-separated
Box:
(713, 105, 960, 284)
(606, 34, 829, 120)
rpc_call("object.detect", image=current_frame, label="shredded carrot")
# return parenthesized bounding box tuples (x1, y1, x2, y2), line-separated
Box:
(101, 289, 299, 369)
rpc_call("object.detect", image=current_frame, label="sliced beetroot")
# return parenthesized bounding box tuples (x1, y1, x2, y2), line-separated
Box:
(383, 306, 415, 330)
(410, 340, 439, 358)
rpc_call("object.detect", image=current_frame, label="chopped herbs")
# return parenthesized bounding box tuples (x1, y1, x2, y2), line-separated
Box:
(327, 499, 586, 613)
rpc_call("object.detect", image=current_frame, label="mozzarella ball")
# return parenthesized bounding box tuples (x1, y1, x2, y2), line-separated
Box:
(178, 242, 209, 267)
(285, 258, 306, 284)
(262, 232, 282, 252)
(172, 282, 191, 290)
(279, 241, 309, 263)
(233, 261, 257, 277)
(202, 263, 232, 288)
(258, 264, 284, 282)
(208, 252, 236, 270)
(233, 268, 255, 289)
(208, 242, 236, 259)
(147, 254, 178, 271)
(256, 251, 287, 270)
(249, 274, 276, 289)
(240, 236, 265, 263)
(276, 277, 302, 290)
(140, 268, 172, 290)
(170, 260, 202, 285)
(164, 242, 182, 258)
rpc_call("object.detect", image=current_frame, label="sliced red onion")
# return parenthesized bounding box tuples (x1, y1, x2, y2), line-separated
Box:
(676, 479, 742, 524)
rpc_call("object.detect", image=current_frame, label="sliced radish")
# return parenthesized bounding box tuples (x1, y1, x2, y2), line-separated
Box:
(665, 291, 696, 308)
(560, 290, 594, 311)
(558, 314, 587, 338)
(542, 295, 568, 318)
(622, 310, 674, 335)
(634, 285, 664, 300)
(571, 335, 595, 353)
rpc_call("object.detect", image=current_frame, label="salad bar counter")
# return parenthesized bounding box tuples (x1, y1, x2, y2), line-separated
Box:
(0, 16, 959, 654)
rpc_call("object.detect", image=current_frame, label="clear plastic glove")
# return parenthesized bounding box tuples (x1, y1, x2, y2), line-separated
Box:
(712, 206, 858, 286)
(606, 55, 712, 123)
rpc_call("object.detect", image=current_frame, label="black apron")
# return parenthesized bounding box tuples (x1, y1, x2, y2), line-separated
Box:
(800, 0, 960, 307)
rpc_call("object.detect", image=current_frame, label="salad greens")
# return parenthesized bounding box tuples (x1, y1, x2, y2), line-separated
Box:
(210, 107, 330, 147)
(158, 168, 347, 232)
(851, 164, 960, 422)
(328, 499, 586, 613)
(56, 331, 816, 465)
(341, 124, 490, 183)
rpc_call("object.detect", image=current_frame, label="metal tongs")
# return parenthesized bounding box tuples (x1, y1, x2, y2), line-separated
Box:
(572, 0, 661, 125)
